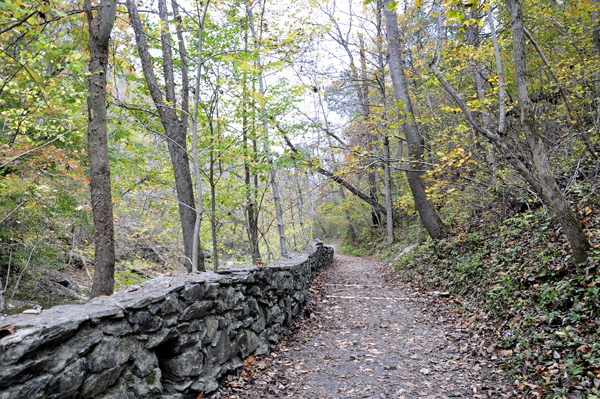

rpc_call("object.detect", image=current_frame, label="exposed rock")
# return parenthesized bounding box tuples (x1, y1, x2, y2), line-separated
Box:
(45, 358, 87, 399)
(0, 244, 334, 398)
(80, 363, 126, 398)
(0, 374, 51, 399)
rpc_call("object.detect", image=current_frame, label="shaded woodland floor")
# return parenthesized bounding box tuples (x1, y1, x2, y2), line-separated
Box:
(209, 248, 511, 399)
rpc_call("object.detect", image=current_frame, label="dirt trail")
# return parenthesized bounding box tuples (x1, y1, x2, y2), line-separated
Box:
(210, 249, 504, 399)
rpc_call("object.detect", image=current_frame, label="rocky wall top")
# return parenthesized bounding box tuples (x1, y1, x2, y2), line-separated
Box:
(0, 243, 334, 399)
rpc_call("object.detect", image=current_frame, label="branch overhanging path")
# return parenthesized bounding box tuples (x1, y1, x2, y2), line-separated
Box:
(276, 122, 388, 216)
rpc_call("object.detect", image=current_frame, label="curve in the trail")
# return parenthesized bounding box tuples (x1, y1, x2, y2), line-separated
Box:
(211, 250, 502, 399)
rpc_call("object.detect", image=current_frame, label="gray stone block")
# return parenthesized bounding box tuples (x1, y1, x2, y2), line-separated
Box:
(45, 358, 87, 399)
(0, 242, 334, 399)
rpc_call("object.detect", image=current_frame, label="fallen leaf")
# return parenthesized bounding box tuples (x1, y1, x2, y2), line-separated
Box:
(0, 324, 15, 339)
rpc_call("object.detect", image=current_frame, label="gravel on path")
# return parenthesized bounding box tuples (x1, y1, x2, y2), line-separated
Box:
(208, 249, 507, 399)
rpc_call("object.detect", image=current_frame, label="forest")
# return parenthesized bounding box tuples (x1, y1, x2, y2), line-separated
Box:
(1, 0, 600, 396)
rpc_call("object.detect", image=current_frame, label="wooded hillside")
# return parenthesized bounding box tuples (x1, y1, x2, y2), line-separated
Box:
(1, 0, 600, 394)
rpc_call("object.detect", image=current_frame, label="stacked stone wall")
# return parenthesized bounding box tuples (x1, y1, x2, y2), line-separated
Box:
(0, 243, 333, 399)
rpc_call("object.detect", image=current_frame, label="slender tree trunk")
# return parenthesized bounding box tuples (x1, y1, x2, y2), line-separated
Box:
(290, 198, 298, 250)
(0, 276, 4, 313)
(210, 149, 218, 271)
(505, 0, 590, 264)
(376, 5, 395, 245)
(383, 0, 446, 240)
(358, 34, 381, 228)
(247, 4, 287, 257)
(127, 0, 204, 272)
(592, 0, 600, 101)
(85, 0, 116, 297)
(271, 174, 287, 257)
(189, 0, 211, 272)
(253, 134, 262, 260)
(243, 94, 261, 264)
(466, 8, 497, 172)
(241, 28, 261, 264)
(295, 173, 309, 245)
(339, 186, 357, 242)
(383, 135, 395, 244)
(310, 172, 315, 241)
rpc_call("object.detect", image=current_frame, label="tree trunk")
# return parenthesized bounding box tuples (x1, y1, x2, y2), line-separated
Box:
(246, 4, 287, 257)
(376, 5, 395, 245)
(383, 135, 395, 244)
(242, 88, 261, 264)
(0, 276, 5, 313)
(85, 0, 116, 297)
(209, 140, 219, 271)
(368, 172, 380, 227)
(189, 0, 211, 272)
(127, 0, 204, 271)
(592, 0, 600, 101)
(358, 34, 381, 228)
(271, 173, 288, 257)
(505, 0, 590, 265)
(339, 186, 357, 242)
(383, 0, 446, 240)
(295, 173, 309, 245)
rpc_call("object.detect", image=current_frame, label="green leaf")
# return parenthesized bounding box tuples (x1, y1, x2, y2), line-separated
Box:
(387, 1, 397, 10)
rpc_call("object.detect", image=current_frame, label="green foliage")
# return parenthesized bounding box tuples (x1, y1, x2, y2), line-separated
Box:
(114, 269, 147, 291)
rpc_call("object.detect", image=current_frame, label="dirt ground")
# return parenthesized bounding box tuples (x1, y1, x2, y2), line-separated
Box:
(208, 248, 511, 399)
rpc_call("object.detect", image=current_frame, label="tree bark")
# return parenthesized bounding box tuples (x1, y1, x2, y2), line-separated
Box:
(246, 4, 287, 257)
(383, 0, 446, 240)
(592, 0, 600, 101)
(358, 33, 381, 228)
(505, 0, 590, 264)
(339, 186, 357, 242)
(242, 72, 261, 263)
(85, 0, 116, 297)
(383, 134, 395, 244)
(189, 0, 211, 272)
(209, 143, 218, 271)
(127, 0, 204, 272)
(0, 276, 4, 313)
(376, 3, 395, 245)
(295, 173, 310, 245)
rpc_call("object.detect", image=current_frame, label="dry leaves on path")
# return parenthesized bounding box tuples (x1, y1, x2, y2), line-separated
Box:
(209, 249, 509, 399)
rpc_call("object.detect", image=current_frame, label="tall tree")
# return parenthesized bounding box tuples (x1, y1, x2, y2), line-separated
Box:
(85, 0, 117, 297)
(504, 0, 591, 264)
(246, 3, 288, 257)
(126, 0, 204, 272)
(383, 0, 447, 240)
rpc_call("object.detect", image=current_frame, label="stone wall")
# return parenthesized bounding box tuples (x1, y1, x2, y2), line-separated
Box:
(0, 243, 333, 399)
